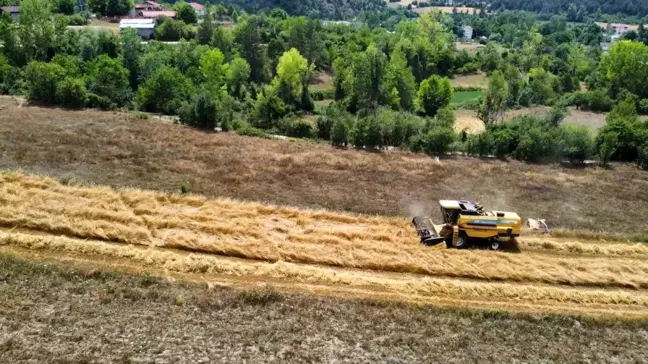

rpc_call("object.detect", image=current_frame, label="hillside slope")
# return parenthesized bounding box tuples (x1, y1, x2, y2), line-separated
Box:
(1, 101, 647, 235)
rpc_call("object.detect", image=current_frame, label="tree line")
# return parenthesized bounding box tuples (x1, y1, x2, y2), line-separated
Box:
(0, 0, 647, 168)
(490, 0, 648, 18)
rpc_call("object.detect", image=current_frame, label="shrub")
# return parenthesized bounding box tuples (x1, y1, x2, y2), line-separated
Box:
(0, 55, 20, 95)
(638, 143, 648, 170)
(415, 75, 453, 117)
(252, 87, 288, 129)
(545, 102, 569, 126)
(68, 14, 88, 25)
(599, 132, 618, 166)
(453, 97, 482, 111)
(576, 89, 613, 112)
(155, 18, 194, 41)
(174, 2, 198, 24)
(558, 125, 593, 164)
(515, 126, 548, 162)
(331, 118, 350, 147)
(137, 66, 195, 115)
(310, 88, 335, 101)
(453, 86, 484, 92)
(23, 61, 65, 104)
(86, 55, 132, 107)
(85, 92, 113, 110)
(236, 126, 272, 139)
(639, 99, 648, 115)
(456, 62, 480, 75)
(423, 127, 456, 155)
(352, 115, 383, 149)
(54, 0, 75, 15)
(178, 92, 217, 130)
(464, 133, 493, 157)
(316, 114, 334, 140)
(408, 133, 426, 153)
(278, 118, 313, 138)
(56, 77, 87, 108)
(489, 127, 517, 159)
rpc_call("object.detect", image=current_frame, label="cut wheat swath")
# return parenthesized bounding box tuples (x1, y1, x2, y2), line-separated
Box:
(2, 172, 648, 289)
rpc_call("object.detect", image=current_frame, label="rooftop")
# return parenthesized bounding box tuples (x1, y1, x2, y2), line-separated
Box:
(0, 6, 19, 13)
(189, 2, 205, 11)
(139, 11, 176, 18)
(120, 18, 155, 25)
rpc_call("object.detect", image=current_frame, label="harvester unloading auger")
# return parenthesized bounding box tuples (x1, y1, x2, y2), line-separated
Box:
(412, 200, 522, 251)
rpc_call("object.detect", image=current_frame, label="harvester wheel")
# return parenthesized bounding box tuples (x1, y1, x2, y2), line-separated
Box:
(455, 232, 468, 249)
(489, 240, 501, 251)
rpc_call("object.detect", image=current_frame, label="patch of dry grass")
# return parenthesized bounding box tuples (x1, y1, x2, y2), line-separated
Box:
(451, 72, 487, 89)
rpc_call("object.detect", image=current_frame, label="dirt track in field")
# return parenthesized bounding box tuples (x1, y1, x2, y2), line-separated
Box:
(2, 172, 648, 319)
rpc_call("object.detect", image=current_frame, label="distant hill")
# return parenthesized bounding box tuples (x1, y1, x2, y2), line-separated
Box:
(215, 0, 386, 19)
(490, 0, 648, 18)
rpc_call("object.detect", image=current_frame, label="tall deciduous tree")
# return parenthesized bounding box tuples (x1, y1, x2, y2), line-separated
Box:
(174, 2, 198, 24)
(200, 49, 229, 93)
(137, 66, 195, 115)
(226, 57, 251, 98)
(234, 16, 269, 83)
(415, 75, 453, 117)
(283, 17, 325, 67)
(23, 61, 65, 104)
(274, 48, 311, 100)
(383, 51, 416, 111)
(86, 55, 132, 106)
(602, 41, 648, 99)
(54, 0, 75, 15)
(479, 70, 509, 124)
(89, 0, 133, 16)
(347, 43, 386, 111)
(120, 28, 143, 89)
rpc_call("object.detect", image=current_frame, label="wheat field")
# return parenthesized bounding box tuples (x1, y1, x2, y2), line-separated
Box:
(2, 172, 648, 317)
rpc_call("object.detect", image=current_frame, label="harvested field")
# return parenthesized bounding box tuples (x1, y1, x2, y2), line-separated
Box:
(455, 109, 486, 134)
(1, 99, 648, 235)
(67, 19, 120, 33)
(503, 106, 648, 131)
(2, 172, 648, 320)
(456, 41, 485, 54)
(451, 72, 488, 89)
(2, 255, 647, 364)
(309, 71, 334, 90)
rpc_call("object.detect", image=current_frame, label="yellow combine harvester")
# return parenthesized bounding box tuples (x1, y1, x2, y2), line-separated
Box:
(412, 200, 522, 251)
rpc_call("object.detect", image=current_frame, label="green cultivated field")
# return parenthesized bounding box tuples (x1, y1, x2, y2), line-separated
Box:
(452, 91, 485, 105)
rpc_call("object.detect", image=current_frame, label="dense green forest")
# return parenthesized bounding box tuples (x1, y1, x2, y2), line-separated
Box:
(1, 0, 647, 168)
(490, 0, 648, 18)
(209, 0, 386, 19)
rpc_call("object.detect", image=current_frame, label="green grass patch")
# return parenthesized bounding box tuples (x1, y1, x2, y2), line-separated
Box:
(452, 91, 484, 105)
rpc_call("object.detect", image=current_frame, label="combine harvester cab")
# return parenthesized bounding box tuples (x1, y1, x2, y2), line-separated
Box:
(412, 200, 522, 251)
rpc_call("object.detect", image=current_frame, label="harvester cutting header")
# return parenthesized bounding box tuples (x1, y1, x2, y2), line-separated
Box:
(412, 200, 522, 251)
